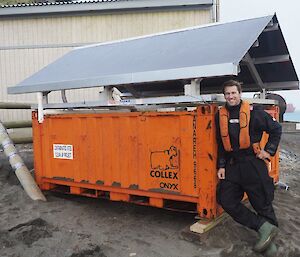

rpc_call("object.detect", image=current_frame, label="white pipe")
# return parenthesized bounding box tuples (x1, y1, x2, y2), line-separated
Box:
(212, 0, 220, 23)
(216, 0, 220, 22)
(37, 92, 44, 123)
(0, 122, 46, 201)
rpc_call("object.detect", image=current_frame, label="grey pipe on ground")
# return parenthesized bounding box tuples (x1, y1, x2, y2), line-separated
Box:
(3, 120, 32, 129)
(0, 102, 32, 109)
(0, 122, 46, 201)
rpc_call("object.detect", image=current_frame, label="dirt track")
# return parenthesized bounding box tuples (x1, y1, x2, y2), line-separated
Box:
(0, 134, 299, 257)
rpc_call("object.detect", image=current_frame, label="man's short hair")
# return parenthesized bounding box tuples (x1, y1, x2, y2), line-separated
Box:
(222, 80, 242, 94)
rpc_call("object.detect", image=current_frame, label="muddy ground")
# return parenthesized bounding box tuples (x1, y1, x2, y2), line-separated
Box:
(0, 133, 299, 257)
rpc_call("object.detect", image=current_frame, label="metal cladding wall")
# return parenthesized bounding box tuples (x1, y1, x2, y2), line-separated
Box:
(32, 105, 280, 219)
(0, 9, 212, 121)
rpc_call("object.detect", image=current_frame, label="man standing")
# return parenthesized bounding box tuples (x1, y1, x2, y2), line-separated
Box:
(215, 80, 281, 256)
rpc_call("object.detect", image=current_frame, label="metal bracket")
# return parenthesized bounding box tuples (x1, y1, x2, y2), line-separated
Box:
(99, 86, 114, 102)
(243, 53, 265, 94)
(37, 92, 44, 123)
(184, 78, 202, 96)
(37, 91, 51, 123)
(61, 89, 68, 103)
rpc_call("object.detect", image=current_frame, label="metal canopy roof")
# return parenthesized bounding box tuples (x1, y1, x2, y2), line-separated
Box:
(8, 14, 299, 96)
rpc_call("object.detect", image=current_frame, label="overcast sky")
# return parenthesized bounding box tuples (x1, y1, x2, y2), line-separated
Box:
(220, 0, 300, 110)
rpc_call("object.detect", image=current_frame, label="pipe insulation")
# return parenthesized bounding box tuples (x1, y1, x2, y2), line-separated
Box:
(0, 122, 46, 201)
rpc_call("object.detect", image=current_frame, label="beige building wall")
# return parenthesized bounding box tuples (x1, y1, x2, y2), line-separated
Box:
(0, 9, 212, 121)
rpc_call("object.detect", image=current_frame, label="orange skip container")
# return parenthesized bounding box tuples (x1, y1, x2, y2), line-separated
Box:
(32, 104, 279, 219)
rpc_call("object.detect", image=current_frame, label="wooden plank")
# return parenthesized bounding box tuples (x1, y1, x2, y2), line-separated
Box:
(190, 212, 228, 234)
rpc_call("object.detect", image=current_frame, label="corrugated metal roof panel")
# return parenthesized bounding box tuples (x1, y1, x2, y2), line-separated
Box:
(0, 0, 213, 16)
(0, 0, 121, 8)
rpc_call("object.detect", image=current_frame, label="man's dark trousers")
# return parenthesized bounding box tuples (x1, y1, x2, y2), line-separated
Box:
(217, 156, 278, 231)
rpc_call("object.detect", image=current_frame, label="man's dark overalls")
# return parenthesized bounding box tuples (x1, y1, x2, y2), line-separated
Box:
(215, 102, 281, 231)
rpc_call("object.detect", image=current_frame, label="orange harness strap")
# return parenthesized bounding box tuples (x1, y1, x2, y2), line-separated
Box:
(219, 101, 251, 152)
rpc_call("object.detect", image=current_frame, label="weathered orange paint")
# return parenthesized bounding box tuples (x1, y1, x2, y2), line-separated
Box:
(263, 106, 280, 183)
(32, 104, 279, 219)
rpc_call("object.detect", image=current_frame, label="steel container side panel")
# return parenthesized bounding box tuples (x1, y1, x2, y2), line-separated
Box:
(139, 114, 183, 194)
(103, 116, 117, 187)
(102, 116, 114, 186)
(118, 116, 139, 189)
(178, 114, 199, 196)
(89, 116, 126, 187)
(35, 111, 200, 198)
(136, 114, 148, 190)
(41, 115, 103, 184)
(197, 105, 219, 218)
(107, 115, 139, 189)
(75, 117, 90, 184)
(71, 117, 82, 183)
(141, 113, 198, 196)
(45, 116, 79, 181)
(91, 117, 106, 185)
(85, 117, 100, 184)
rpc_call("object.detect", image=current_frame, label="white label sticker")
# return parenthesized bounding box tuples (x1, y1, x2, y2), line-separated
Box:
(296, 123, 300, 130)
(53, 144, 73, 160)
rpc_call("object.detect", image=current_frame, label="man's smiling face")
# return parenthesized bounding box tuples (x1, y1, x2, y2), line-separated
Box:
(224, 85, 241, 106)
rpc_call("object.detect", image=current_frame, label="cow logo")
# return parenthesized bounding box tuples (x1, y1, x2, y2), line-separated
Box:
(150, 146, 180, 191)
(150, 146, 179, 170)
